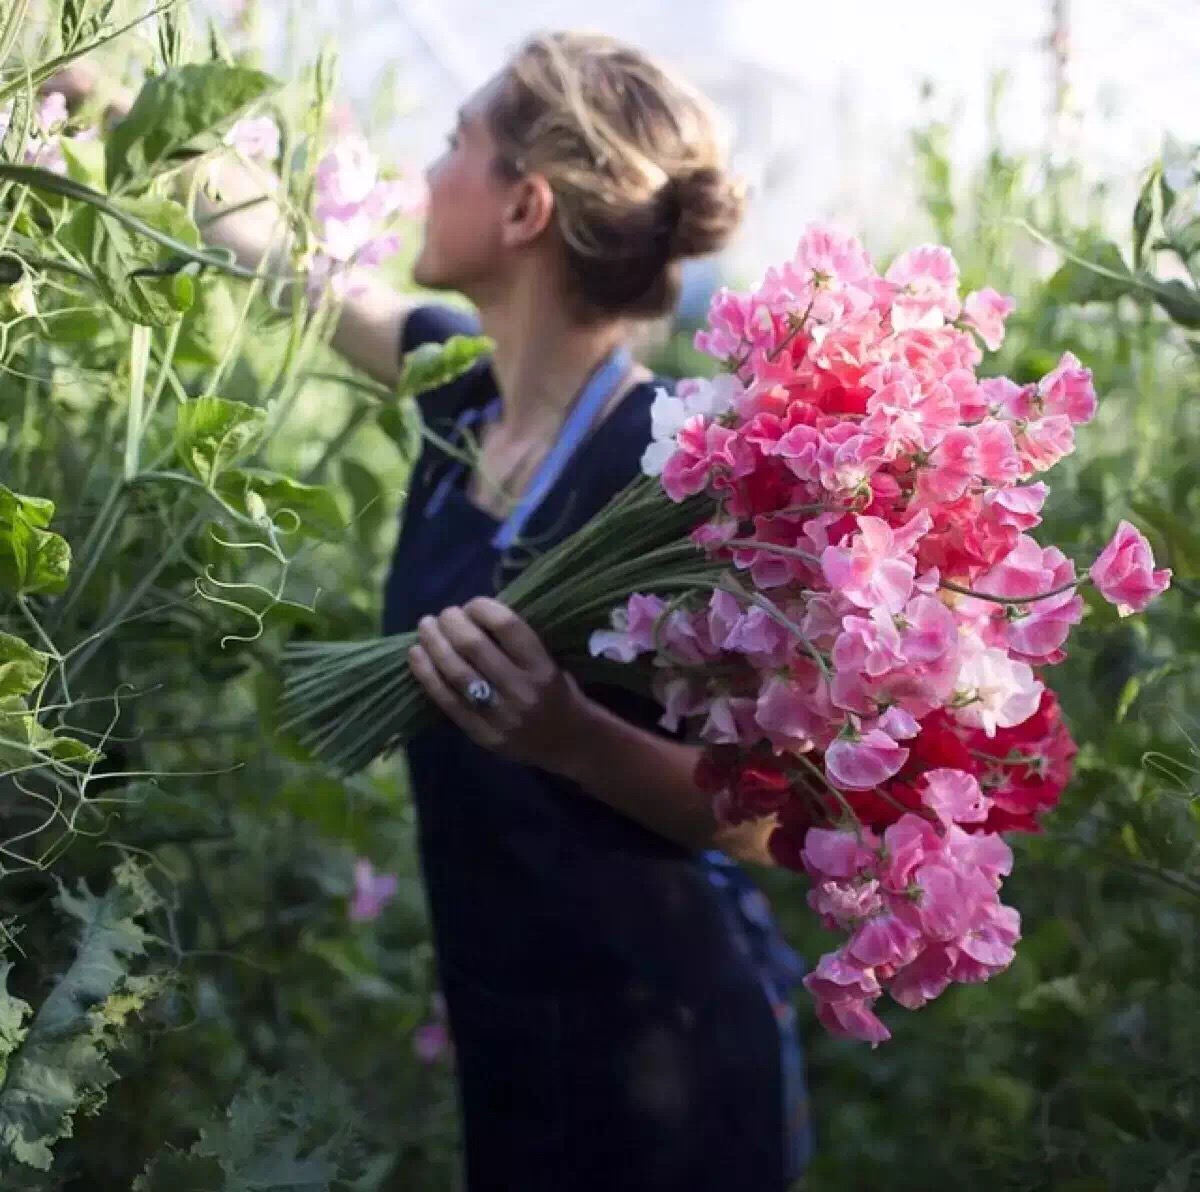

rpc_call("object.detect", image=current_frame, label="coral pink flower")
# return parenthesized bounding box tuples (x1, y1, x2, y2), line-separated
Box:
(885, 245, 962, 330)
(1037, 352, 1097, 424)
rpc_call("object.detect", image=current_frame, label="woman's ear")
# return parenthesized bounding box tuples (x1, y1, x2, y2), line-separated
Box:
(501, 173, 556, 248)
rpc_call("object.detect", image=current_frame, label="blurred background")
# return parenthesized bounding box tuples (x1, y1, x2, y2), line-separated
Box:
(197, 0, 1200, 271)
(2, 1, 1198, 1189)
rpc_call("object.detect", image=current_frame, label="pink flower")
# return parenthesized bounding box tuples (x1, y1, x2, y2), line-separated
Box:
(847, 911, 922, 969)
(921, 768, 991, 827)
(1037, 352, 1096, 424)
(826, 726, 909, 790)
(800, 827, 877, 881)
(803, 950, 882, 1002)
(821, 513, 931, 613)
(1090, 521, 1172, 616)
(952, 636, 1043, 737)
(962, 288, 1016, 350)
(814, 995, 891, 1045)
(810, 878, 884, 927)
(315, 137, 379, 213)
(589, 593, 666, 662)
(888, 943, 957, 1009)
(879, 814, 941, 890)
(224, 115, 280, 161)
(956, 902, 1021, 973)
(755, 672, 830, 746)
(885, 245, 962, 330)
(349, 858, 398, 923)
(413, 1022, 451, 1064)
(1017, 415, 1075, 475)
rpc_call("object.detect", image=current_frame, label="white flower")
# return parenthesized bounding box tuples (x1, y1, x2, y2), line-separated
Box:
(951, 633, 1043, 737)
(640, 376, 741, 477)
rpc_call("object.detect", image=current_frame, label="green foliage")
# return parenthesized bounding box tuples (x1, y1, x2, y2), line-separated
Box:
(395, 333, 493, 400)
(175, 395, 268, 485)
(106, 62, 278, 192)
(135, 1072, 378, 1191)
(63, 193, 201, 326)
(0, 487, 70, 596)
(0, 861, 164, 1174)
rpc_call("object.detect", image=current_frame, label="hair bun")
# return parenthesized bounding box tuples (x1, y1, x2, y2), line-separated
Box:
(667, 166, 746, 260)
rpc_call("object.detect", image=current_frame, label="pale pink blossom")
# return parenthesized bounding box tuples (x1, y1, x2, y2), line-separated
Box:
(224, 115, 280, 161)
(826, 726, 909, 790)
(921, 768, 991, 826)
(885, 245, 962, 330)
(962, 288, 1016, 350)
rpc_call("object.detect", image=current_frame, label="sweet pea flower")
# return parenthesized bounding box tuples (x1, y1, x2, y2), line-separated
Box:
(1090, 521, 1172, 615)
(348, 858, 398, 923)
(962, 288, 1016, 350)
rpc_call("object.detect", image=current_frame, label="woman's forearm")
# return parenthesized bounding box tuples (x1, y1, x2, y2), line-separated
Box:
(551, 694, 776, 866)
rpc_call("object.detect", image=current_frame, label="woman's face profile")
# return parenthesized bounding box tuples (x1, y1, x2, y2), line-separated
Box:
(411, 75, 518, 296)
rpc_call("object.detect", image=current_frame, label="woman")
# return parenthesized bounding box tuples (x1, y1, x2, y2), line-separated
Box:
(65, 31, 811, 1190)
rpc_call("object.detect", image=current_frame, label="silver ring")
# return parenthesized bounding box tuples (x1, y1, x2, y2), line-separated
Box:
(465, 677, 496, 709)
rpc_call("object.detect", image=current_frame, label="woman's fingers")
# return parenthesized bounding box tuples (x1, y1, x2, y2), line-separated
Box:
(407, 644, 501, 748)
(463, 597, 555, 677)
(435, 606, 531, 702)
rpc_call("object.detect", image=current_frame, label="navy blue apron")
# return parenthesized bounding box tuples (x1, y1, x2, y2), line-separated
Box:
(384, 312, 811, 1190)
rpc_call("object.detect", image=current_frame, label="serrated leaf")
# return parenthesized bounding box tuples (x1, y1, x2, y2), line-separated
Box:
(175, 396, 267, 486)
(63, 195, 202, 327)
(0, 861, 163, 1173)
(395, 334, 492, 401)
(135, 1071, 370, 1192)
(106, 63, 278, 191)
(0, 634, 48, 699)
(0, 486, 71, 596)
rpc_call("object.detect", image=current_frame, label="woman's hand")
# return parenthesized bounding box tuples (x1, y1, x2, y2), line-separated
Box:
(408, 597, 592, 771)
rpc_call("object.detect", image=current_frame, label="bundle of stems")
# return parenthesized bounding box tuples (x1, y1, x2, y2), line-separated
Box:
(279, 478, 721, 774)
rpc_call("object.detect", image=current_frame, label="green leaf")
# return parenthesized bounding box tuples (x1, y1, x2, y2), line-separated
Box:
(63, 194, 202, 327)
(42, 307, 104, 344)
(0, 634, 48, 699)
(174, 396, 267, 486)
(106, 63, 278, 191)
(0, 861, 164, 1173)
(395, 334, 493, 401)
(376, 401, 421, 461)
(174, 276, 241, 367)
(217, 469, 344, 539)
(1115, 661, 1188, 723)
(0, 695, 100, 778)
(1148, 277, 1200, 329)
(134, 1071, 371, 1192)
(1045, 239, 1134, 306)
(0, 487, 71, 596)
(1132, 167, 1157, 271)
(338, 457, 387, 545)
(59, 0, 115, 53)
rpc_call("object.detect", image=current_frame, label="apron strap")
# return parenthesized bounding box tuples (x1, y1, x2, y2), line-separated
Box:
(491, 345, 632, 550)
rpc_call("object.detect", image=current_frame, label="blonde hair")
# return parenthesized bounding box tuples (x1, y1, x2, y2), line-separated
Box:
(487, 31, 745, 319)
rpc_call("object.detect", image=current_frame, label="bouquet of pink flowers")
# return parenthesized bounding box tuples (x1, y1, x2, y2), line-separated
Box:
(283, 223, 1170, 1043)
(586, 225, 1171, 1043)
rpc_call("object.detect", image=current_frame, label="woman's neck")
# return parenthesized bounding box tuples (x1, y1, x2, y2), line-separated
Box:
(474, 274, 628, 438)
